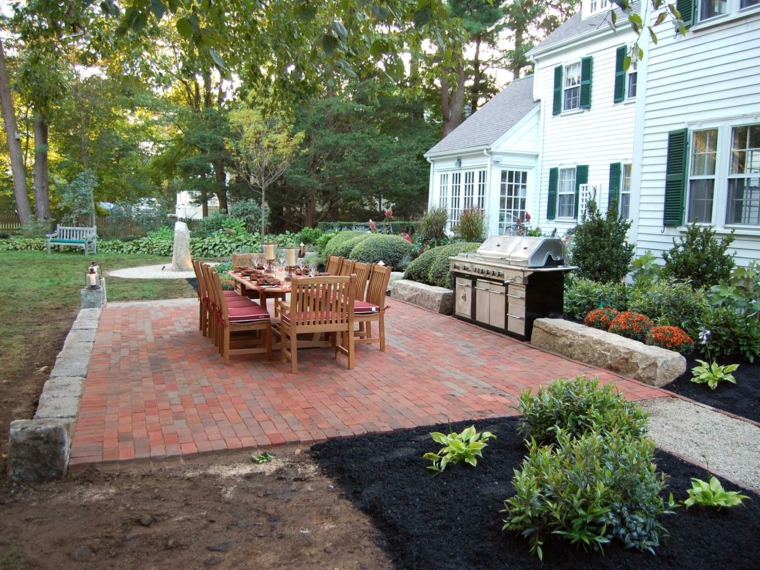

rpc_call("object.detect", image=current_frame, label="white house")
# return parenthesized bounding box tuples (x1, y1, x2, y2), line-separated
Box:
(527, 2, 639, 236)
(632, 0, 760, 266)
(425, 0, 760, 267)
(424, 76, 540, 235)
(175, 190, 220, 220)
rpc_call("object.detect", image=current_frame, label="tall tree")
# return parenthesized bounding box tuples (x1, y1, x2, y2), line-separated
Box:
(0, 37, 32, 223)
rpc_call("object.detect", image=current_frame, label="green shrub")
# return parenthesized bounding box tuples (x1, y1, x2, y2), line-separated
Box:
(708, 261, 760, 318)
(349, 234, 414, 269)
(563, 276, 628, 320)
(228, 199, 267, 233)
(403, 247, 440, 283)
(627, 279, 708, 339)
(584, 308, 619, 330)
(646, 326, 695, 354)
(330, 234, 373, 258)
(569, 199, 635, 283)
(296, 227, 324, 245)
(455, 208, 487, 242)
(323, 230, 369, 257)
(629, 250, 661, 289)
(504, 430, 673, 560)
(316, 230, 339, 254)
(700, 307, 760, 362)
(661, 223, 735, 290)
(515, 376, 649, 445)
(428, 242, 481, 289)
(419, 206, 449, 244)
(608, 311, 654, 342)
(0, 237, 46, 251)
(192, 212, 233, 238)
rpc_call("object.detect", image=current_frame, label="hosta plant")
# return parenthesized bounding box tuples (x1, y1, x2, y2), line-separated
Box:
(423, 425, 496, 473)
(684, 476, 749, 509)
(690, 360, 739, 390)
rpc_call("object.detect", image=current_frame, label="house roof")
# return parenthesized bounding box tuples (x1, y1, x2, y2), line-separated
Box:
(528, 2, 640, 57)
(425, 75, 538, 156)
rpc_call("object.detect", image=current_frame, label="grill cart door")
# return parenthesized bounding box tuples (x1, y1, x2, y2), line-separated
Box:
(455, 278, 472, 319)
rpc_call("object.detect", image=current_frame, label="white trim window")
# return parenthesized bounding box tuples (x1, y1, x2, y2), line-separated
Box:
(741, 0, 760, 7)
(627, 64, 637, 99)
(438, 173, 449, 209)
(687, 129, 718, 224)
(726, 124, 760, 226)
(563, 62, 581, 111)
(477, 170, 487, 209)
(450, 172, 462, 228)
(621, 164, 632, 219)
(698, 0, 728, 21)
(558, 168, 576, 219)
(463, 171, 475, 210)
(499, 170, 528, 233)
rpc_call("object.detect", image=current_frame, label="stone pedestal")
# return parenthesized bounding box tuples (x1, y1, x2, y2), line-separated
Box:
(171, 221, 193, 272)
(80, 286, 104, 309)
(8, 419, 72, 482)
(391, 279, 454, 315)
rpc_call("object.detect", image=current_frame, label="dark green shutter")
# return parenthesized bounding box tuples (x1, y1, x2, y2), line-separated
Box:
(552, 66, 563, 115)
(614, 46, 626, 103)
(664, 129, 689, 226)
(574, 165, 588, 219)
(608, 162, 622, 214)
(580, 57, 593, 110)
(676, 0, 694, 27)
(547, 167, 559, 220)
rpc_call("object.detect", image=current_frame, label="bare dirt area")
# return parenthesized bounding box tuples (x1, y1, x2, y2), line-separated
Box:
(0, 447, 391, 570)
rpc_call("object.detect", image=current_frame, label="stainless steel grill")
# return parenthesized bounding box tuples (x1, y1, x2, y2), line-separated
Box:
(449, 236, 575, 341)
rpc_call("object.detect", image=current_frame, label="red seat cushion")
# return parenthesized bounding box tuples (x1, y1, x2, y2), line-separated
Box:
(228, 305, 271, 323)
(354, 301, 379, 314)
(281, 311, 344, 325)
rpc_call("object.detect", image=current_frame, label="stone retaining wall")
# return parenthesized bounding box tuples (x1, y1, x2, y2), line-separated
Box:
(530, 318, 686, 387)
(7, 307, 100, 482)
(391, 279, 453, 315)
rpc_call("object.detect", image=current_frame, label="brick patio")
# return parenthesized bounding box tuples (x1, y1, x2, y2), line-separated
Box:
(69, 298, 668, 467)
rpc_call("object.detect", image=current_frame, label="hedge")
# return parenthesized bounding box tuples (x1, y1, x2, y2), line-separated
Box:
(428, 242, 482, 289)
(349, 234, 415, 269)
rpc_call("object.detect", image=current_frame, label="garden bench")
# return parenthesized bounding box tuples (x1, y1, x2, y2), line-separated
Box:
(46, 225, 98, 255)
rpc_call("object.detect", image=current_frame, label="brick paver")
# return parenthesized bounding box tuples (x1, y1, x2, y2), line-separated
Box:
(69, 298, 668, 467)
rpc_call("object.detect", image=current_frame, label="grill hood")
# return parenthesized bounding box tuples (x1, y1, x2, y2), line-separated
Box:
(474, 236, 566, 268)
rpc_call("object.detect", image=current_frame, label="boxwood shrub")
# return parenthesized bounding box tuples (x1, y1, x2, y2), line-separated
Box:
(627, 279, 708, 340)
(515, 375, 649, 445)
(504, 430, 672, 559)
(428, 242, 481, 289)
(330, 234, 373, 258)
(323, 230, 369, 257)
(349, 234, 414, 269)
(563, 276, 628, 320)
(403, 247, 440, 283)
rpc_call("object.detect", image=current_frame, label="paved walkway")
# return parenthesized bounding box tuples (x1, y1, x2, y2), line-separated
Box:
(69, 298, 667, 467)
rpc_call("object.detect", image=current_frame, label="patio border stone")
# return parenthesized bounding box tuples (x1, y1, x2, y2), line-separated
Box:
(391, 279, 453, 315)
(7, 307, 101, 482)
(530, 318, 686, 387)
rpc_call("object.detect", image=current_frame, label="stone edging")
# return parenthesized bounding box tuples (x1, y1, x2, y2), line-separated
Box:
(7, 307, 101, 482)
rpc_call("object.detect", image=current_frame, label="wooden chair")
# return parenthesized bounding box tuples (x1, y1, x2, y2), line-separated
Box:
(209, 269, 272, 364)
(352, 262, 372, 301)
(338, 258, 356, 277)
(354, 264, 393, 351)
(199, 262, 256, 341)
(278, 275, 356, 373)
(232, 253, 256, 267)
(325, 255, 343, 275)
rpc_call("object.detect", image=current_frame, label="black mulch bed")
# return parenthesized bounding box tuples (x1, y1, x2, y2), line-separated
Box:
(663, 354, 760, 424)
(311, 416, 760, 570)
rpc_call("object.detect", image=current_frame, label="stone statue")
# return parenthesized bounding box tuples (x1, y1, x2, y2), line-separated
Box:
(171, 221, 193, 272)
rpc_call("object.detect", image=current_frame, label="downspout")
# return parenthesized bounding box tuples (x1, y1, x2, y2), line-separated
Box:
(531, 53, 546, 232)
(426, 156, 435, 211)
(483, 149, 495, 235)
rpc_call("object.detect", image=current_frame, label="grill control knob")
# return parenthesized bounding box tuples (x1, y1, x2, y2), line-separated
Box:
(453, 264, 459, 269)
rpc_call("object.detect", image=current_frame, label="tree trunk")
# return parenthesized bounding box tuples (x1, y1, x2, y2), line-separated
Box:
(33, 112, 51, 222)
(441, 58, 466, 139)
(213, 160, 228, 212)
(470, 36, 483, 113)
(0, 38, 32, 223)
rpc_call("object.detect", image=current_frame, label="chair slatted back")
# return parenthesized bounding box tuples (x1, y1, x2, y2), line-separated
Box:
(366, 264, 393, 306)
(325, 255, 343, 275)
(232, 253, 255, 267)
(338, 258, 356, 277)
(287, 276, 355, 328)
(352, 262, 371, 301)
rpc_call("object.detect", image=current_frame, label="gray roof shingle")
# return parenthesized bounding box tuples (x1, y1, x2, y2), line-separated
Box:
(425, 75, 538, 156)
(528, 2, 640, 56)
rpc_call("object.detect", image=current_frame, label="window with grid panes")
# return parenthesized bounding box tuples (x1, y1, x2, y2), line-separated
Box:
(477, 171, 487, 209)
(621, 164, 632, 218)
(463, 171, 475, 210)
(726, 124, 760, 226)
(558, 168, 576, 218)
(563, 62, 581, 111)
(687, 129, 718, 223)
(438, 173, 449, 208)
(450, 172, 462, 227)
(499, 170, 528, 233)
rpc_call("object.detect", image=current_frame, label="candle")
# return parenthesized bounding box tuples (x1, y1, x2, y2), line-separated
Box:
(265, 243, 276, 260)
(286, 248, 297, 267)
(88, 272, 98, 287)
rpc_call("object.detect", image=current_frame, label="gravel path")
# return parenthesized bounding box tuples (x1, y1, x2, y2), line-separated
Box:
(641, 397, 760, 491)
